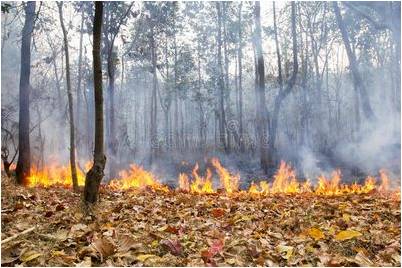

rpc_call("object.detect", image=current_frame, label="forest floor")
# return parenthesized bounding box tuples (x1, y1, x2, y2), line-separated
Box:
(1, 174, 401, 267)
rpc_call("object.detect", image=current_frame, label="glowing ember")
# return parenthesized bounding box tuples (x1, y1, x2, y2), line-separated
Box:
(109, 164, 168, 192)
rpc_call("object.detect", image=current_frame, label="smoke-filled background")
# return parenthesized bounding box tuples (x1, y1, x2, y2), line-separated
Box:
(1, 1, 400, 188)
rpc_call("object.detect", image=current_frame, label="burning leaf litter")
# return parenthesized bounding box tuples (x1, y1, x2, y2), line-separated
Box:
(1, 173, 400, 266)
(25, 158, 399, 197)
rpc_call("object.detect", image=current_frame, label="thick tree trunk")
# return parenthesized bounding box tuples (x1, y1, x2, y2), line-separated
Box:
(84, 1, 106, 205)
(254, 2, 270, 173)
(333, 2, 375, 120)
(16, 1, 36, 185)
(58, 2, 79, 191)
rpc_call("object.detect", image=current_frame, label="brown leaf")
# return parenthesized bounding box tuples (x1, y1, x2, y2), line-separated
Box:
(44, 210, 53, 217)
(76, 256, 92, 267)
(160, 239, 183, 256)
(211, 208, 225, 218)
(117, 234, 141, 252)
(165, 225, 179, 234)
(201, 239, 224, 264)
(55, 204, 65, 211)
(91, 237, 116, 261)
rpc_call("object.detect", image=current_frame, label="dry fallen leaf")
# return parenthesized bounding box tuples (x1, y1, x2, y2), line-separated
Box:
(211, 208, 225, 218)
(136, 254, 158, 262)
(19, 250, 42, 263)
(76, 256, 92, 267)
(308, 227, 325, 240)
(160, 239, 183, 256)
(276, 245, 294, 260)
(91, 237, 116, 261)
(354, 251, 374, 266)
(334, 230, 362, 241)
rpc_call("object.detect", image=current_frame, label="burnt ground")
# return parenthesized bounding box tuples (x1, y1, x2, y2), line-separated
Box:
(1, 174, 401, 267)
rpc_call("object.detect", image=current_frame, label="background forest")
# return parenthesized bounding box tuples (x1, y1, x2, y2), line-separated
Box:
(1, 1, 401, 187)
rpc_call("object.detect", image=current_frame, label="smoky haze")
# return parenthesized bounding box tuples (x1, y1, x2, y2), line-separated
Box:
(1, 1, 400, 188)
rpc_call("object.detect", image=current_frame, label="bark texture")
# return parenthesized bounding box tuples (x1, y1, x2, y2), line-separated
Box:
(57, 2, 79, 191)
(84, 1, 106, 204)
(16, 1, 36, 185)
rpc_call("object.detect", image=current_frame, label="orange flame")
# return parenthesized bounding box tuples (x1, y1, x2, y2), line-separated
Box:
(378, 169, 390, 192)
(178, 173, 190, 191)
(21, 157, 397, 197)
(27, 162, 88, 188)
(187, 163, 214, 194)
(109, 164, 168, 192)
(211, 158, 239, 193)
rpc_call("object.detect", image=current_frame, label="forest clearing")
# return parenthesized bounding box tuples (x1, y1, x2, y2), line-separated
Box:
(1, 1, 401, 267)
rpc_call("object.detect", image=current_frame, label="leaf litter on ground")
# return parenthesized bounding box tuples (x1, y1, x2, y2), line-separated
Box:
(1, 174, 400, 266)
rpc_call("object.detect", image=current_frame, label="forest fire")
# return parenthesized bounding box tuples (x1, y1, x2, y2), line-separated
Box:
(26, 163, 87, 188)
(19, 158, 399, 197)
(109, 164, 169, 192)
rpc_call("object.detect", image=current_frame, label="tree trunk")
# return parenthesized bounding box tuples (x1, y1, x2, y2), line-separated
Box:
(216, 2, 227, 151)
(333, 2, 375, 120)
(269, 2, 298, 165)
(84, 1, 106, 205)
(150, 26, 158, 163)
(16, 1, 36, 185)
(237, 2, 244, 152)
(58, 2, 79, 191)
(254, 2, 270, 173)
(76, 8, 85, 156)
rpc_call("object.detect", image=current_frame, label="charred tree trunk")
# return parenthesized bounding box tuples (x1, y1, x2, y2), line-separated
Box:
(84, 2, 106, 205)
(333, 2, 375, 120)
(16, 1, 36, 185)
(269, 2, 298, 166)
(58, 2, 79, 191)
(254, 2, 269, 173)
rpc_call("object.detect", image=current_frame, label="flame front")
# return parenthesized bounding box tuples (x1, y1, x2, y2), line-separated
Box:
(211, 158, 239, 193)
(246, 162, 393, 196)
(109, 164, 168, 191)
(184, 163, 214, 193)
(15, 158, 397, 197)
(26, 162, 87, 187)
